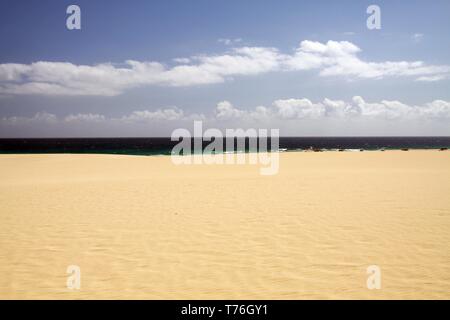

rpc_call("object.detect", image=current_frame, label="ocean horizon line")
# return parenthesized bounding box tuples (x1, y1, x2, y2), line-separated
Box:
(1, 136, 449, 156)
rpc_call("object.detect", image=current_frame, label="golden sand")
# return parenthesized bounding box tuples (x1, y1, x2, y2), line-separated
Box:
(0, 151, 449, 299)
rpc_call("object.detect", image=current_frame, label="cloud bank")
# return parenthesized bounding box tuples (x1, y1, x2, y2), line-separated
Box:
(1, 40, 449, 96)
(2, 97, 449, 126)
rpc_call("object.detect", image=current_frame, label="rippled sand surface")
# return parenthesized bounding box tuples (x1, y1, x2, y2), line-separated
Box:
(0, 151, 449, 299)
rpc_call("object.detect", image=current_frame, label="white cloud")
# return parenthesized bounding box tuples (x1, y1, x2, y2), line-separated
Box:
(420, 100, 450, 119)
(266, 96, 450, 120)
(273, 98, 325, 119)
(352, 96, 414, 119)
(214, 101, 273, 121)
(64, 113, 106, 122)
(322, 98, 360, 118)
(122, 107, 185, 122)
(0, 63, 31, 81)
(248, 105, 272, 121)
(173, 57, 191, 64)
(215, 100, 244, 119)
(285, 40, 450, 80)
(32, 112, 58, 123)
(416, 74, 449, 82)
(1, 112, 57, 125)
(1, 40, 449, 96)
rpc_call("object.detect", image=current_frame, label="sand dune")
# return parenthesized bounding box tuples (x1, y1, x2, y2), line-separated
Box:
(0, 151, 449, 299)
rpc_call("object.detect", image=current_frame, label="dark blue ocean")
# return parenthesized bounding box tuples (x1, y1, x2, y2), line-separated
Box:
(0, 137, 449, 155)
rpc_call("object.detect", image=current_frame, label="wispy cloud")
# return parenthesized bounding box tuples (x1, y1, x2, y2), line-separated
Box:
(64, 113, 106, 123)
(217, 38, 243, 45)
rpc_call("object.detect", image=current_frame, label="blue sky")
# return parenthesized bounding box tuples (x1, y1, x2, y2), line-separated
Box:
(1, 0, 450, 136)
